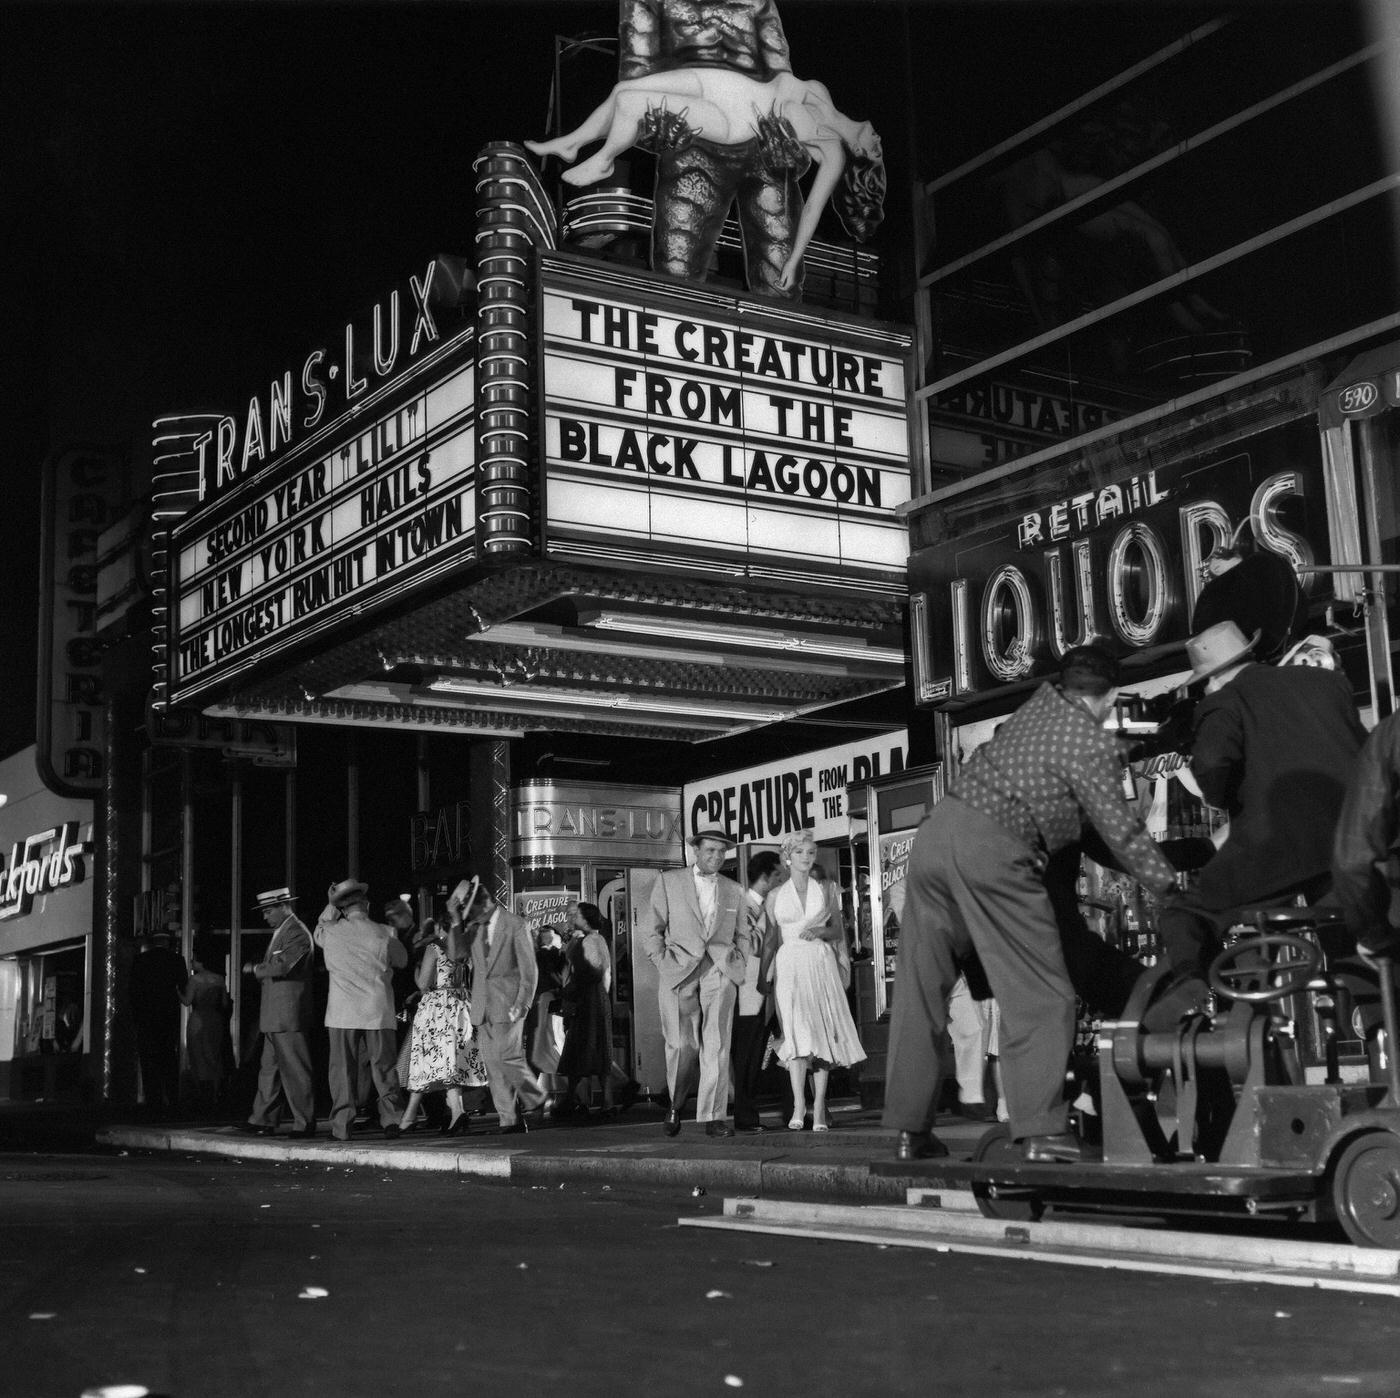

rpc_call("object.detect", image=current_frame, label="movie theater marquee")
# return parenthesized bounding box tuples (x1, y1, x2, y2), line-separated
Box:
(168, 354, 476, 703)
(538, 257, 912, 589)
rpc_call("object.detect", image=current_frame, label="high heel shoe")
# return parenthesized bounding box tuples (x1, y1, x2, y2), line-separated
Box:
(787, 1113, 805, 1131)
(813, 1115, 831, 1133)
(445, 1114, 470, 1137)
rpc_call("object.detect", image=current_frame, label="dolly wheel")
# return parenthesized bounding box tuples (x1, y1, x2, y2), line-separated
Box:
(1332, 1131, 1400, 1248)
(971, 1124, 1045, 1222)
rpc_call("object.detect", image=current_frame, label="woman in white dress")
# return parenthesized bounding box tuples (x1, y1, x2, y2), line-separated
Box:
(767, 831, 865, 1130)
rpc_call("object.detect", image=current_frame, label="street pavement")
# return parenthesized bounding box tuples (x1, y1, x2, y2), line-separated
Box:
(86, 1096, 996, 1201)
(6, 1137, 1400, 1398)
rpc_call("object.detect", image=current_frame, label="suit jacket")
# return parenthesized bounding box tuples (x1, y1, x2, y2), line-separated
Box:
(314, 908, 407, 1029)
(1191, 663, 1365, 906)
(738, 888, 778, 1019)
(644, 865, 751, 991)
(465, 907, 539, 1027)
(253, 912, 313, 1033)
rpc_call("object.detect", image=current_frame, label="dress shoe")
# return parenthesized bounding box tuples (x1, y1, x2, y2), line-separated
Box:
(287, 1124, 317, 1139)
(1022, 1132, 1099, 1163)
(735, 1123, 766, 1135)
(895, 1130, 949, 1162)
(382, 1123, 402, 1140)
(236, 1121, 273, 1136)
(499, 1120, 529, 1136)
(663, 1108, 682, 1138)
(704, 1120, 734, 1138)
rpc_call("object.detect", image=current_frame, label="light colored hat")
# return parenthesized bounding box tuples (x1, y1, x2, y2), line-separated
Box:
(253, 887, 296, 911)
(383, 898, 413, 921)
(327, 877, 370, 908)
(687, 827, 736, 848)
(1186, 620, 1259, 684)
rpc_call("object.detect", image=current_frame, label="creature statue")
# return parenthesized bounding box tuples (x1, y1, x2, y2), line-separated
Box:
(528, 0, 885, 301)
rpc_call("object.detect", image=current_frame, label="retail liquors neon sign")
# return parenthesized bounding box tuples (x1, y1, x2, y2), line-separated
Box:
(0, 822, 91, 920)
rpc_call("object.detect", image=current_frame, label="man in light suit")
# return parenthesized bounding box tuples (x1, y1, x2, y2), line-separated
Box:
(449, 880, 546, 1135)
(313, 877, 408, 1142)
(239, 887, 316, 1137)
(644, 828, 754, 1138)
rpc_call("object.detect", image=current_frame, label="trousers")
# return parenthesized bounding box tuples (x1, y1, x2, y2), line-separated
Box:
(248, 1029, 315, 1129)
(660, 961, 737, 1122)
(883, 799, 1075, 1140)
(476, 1018, 546, 1126)
(327, 1027, 404, 1138)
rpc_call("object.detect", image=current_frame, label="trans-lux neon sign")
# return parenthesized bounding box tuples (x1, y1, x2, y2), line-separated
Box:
(0, 822, 90, 920)
(190, 262, 443, 500)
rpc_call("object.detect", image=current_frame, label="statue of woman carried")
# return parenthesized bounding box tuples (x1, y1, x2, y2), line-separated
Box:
(527, 67, 884, 292)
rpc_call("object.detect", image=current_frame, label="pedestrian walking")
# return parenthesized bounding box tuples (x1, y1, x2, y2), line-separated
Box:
(240, 887, 315, 1136)
(313, 878, 409, 1141)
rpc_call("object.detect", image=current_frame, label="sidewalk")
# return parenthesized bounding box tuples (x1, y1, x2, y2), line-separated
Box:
(87, 1099, 996, 1202)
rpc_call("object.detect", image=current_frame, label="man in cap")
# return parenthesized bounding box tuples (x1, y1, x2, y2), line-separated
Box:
(1156, 618, 1366, 986)
(883, 646, 1177, 1164)
(447, 879, 547, 1134)
(238, 887, 315, 1137)
(313, 878, 409, 1141)
(644, 827, 753, 1138)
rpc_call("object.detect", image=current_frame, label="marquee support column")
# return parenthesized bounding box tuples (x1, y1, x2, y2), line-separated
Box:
(469, 739, 512, 908)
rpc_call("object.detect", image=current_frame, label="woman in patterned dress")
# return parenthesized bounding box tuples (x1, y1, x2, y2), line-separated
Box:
(395, 920, 487, 1136)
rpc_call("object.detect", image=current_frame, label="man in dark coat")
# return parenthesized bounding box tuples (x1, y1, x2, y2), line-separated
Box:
(130, 930, 188, 1115)
(731, 849, 782, 1134)
(1157, 620, 1366, 981)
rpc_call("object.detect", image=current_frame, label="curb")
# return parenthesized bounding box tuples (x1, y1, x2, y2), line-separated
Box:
(98, 1127, 514, 1178)
(96, 1124, 967, 1201)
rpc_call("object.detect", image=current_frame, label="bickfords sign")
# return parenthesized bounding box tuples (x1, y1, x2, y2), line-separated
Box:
(910, 424, 1331, 700)
(0, 823, 91, 921)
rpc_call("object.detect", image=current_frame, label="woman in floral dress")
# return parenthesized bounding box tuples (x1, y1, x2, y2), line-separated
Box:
(396, 921, 487, 1136)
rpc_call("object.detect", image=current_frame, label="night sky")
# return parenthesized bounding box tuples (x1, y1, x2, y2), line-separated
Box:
(1, 0, 1248, 760)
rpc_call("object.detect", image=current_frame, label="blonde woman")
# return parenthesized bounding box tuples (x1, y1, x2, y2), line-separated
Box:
(767, 831, 865, 1130)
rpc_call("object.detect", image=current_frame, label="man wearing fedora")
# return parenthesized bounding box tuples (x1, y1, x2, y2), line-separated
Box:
(313, 878, 409, 1141)
(447, 880, 547, 1134)
(239, 887, 315, 1137)
(644, 828, 753, 1138)
(1156, 618, 1366, 986)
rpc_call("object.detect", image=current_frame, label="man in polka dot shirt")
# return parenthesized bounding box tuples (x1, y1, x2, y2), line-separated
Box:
(883, 645, 1175, 1164)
